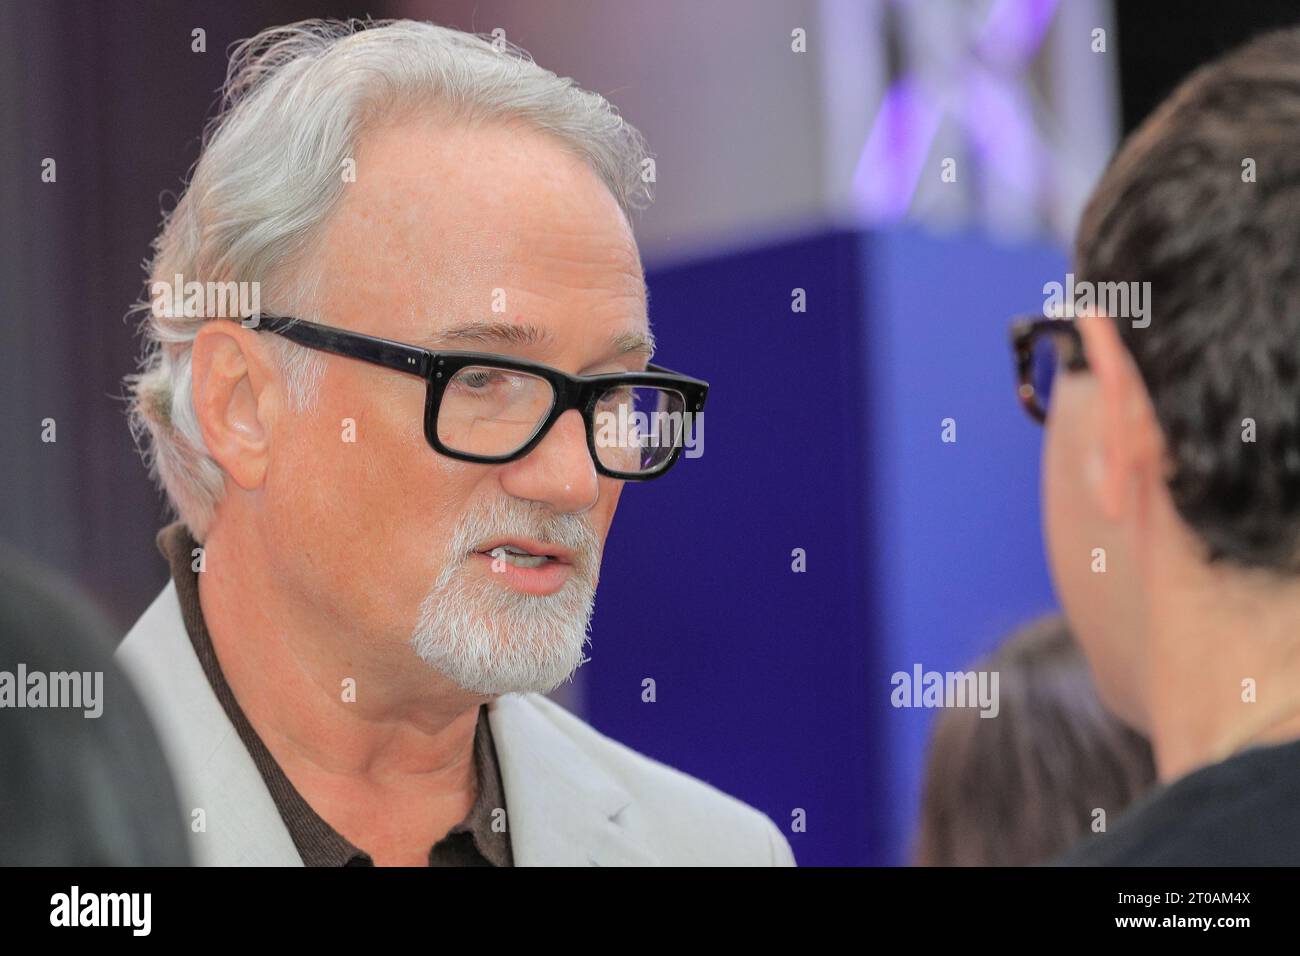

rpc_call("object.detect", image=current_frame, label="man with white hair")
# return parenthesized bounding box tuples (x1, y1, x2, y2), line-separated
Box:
(117, 18, 794, 867)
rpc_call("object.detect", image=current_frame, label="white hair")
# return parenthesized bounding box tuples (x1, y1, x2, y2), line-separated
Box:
(125, 18, 653, 541)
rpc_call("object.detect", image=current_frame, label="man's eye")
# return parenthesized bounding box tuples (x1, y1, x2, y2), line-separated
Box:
(458, 369, 504, 390)
(599, 386, 635, 407)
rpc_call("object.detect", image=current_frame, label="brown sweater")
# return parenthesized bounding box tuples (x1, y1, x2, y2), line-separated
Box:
(157, 522, 513, 867)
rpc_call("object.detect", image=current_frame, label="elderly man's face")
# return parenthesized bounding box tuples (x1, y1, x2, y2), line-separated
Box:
(263, 114, 648, 695)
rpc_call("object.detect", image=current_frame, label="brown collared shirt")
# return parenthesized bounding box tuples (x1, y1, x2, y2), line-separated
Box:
(158, 522, 513, 867)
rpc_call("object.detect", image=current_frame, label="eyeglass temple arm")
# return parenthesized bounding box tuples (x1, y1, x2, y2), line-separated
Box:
(255, 315, 431, 377)
(257, 317, 709, 398)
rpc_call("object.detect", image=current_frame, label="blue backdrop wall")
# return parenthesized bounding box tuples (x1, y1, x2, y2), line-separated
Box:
(584, 225, 1066, 865)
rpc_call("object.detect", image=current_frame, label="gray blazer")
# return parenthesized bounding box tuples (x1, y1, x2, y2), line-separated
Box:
(115, 582, 796, 866)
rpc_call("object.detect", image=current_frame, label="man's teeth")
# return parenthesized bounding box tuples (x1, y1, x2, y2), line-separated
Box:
(488, 546, 549, 569)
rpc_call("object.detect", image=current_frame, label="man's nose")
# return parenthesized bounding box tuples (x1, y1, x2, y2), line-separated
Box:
(497, 408, 600, 513)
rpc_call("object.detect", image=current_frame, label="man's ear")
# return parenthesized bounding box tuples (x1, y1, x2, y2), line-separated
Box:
(1076, 312, 1164, 522)
(190, 321, 280, 492)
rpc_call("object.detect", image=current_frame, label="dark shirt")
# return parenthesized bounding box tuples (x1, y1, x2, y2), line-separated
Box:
(157, 522, 512, 867)
(1053, 737, 1300, 865)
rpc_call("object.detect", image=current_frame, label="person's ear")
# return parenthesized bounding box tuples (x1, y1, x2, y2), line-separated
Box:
(190, 321, 280, 492)
(1076, 312, 1164, 522)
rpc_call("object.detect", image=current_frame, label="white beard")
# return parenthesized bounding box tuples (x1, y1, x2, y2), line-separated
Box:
(410, 499, 601, 695)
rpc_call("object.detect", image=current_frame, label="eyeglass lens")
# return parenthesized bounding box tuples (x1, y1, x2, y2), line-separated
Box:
(436, 365, 688, 475)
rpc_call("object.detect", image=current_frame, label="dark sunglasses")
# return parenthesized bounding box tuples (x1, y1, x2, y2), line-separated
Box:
(251, 315, 709, 480)
(1009, 315, 1089, 423)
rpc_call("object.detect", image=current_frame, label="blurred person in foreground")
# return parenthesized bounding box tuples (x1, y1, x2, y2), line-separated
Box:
(116, 19, 791, 867)
(1011, 28, 1300, 865)
(914, 616, 1156, 866)
(0, 543, 189, 865)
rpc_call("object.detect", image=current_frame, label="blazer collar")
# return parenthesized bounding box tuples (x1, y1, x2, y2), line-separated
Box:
(488, 692, 657, 866)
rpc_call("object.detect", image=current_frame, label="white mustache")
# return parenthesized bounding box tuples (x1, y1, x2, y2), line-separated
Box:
(449, 499, 601, 579)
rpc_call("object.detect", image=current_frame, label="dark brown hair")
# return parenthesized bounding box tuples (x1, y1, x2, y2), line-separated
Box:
(1075, 28, 1300, 570)
(913, 616, 1156, 866)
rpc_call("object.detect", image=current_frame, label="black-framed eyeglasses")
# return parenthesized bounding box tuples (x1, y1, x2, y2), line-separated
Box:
(251, 315, 708, 480)
(1010, 315, 1089, 424)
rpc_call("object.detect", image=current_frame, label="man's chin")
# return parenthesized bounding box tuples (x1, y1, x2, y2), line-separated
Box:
(409, 576, 596, 697)
(412, 631, 591, 697)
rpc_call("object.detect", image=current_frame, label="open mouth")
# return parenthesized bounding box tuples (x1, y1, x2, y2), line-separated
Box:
(469, 538, 580, 596)
(482, 545, 549, 569)
(473, 540, 575, 570)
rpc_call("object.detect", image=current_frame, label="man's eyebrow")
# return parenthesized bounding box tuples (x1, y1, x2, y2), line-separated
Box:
(611, 328, 656, 359)
(423, 322, 556, 349)
(423, 321, 656, 360)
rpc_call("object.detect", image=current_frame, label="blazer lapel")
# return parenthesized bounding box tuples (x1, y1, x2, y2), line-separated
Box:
(115, 582, 302, 866)
(488, 693, 658, 866)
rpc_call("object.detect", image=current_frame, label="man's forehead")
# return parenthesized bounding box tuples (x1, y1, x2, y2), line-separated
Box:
(404, 239, 651, 359)
(406, 225, 650, 358)
(324, 117, 650, 350)
(342, 118, 645, 286)
(421, 222, 646, 293)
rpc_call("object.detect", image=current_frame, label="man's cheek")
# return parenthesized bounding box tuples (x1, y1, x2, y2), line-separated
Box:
(597, 480, 624, 530)
(1043, 430, 1082, 597)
